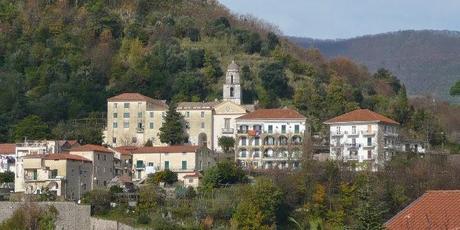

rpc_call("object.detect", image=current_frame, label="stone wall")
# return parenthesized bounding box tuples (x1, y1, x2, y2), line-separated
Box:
(0, 202, 90, 229)
(90, 217, 134, 230)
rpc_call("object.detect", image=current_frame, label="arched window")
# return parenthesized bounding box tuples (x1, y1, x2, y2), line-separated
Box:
(231, 75, 234, 84)
(230, 87, 234, 97)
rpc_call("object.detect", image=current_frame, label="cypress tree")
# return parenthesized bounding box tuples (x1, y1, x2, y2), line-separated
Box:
(159, 103, 188, 145)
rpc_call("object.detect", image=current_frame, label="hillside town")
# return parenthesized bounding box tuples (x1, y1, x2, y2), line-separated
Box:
(0, 0, 460, 229)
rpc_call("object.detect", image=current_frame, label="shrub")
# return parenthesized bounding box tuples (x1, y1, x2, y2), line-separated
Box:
(81, 189, 112, 215)
(148, 169, 178, 185)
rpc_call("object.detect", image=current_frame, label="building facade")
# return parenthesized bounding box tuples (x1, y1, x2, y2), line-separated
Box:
(0, 144, 16, 173)
(131, 145, 215, 183)
(69, 144, 115, 189)
(22, 154, 92, 200)
(235, 108, 309, 169)
(222, 60, 242, 105)
(105, 93, 168, 147)
(177, 102, 217, 149)
(324, 109, 399, 168)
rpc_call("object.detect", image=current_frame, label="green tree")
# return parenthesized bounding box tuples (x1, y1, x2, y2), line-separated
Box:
(13, 115, 50, 141)
(353, 175, 387, 230)
(218, 136, 235, 154)
(81, 189, 112, 215)
(450, 80, 460, 96)
(0, 172, 14, 183)
(147, 169, 178, 185)
(232, 178, 282, 229)
(137, 184, 165, 214)
(201, 160, 246, 189)
(159, 103, 188, 145)
(391, 85, 410, 124)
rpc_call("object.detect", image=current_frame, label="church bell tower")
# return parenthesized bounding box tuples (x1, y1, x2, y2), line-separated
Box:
(223, 60, 241, 105)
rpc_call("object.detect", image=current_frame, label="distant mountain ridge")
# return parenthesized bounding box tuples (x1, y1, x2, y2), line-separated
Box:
(290, 30, 460, 104)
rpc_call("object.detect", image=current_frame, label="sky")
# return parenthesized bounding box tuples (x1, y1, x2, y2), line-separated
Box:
(218, 0, 460, 39)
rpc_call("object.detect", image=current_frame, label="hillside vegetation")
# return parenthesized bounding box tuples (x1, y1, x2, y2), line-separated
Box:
(0, 0, 451, 146)
(290, 30, 460, 104)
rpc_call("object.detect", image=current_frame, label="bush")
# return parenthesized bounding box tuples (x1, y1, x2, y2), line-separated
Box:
(201, 160, 246, 189)
(0, 203, 58, 230)
(109, 185, 123, 194)
(0, 171, 14, 183)
(137, 214, 151, 225)
(148, 169, 178, 185)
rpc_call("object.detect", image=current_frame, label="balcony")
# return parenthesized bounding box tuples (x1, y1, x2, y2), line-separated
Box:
(361, 130, 376, 136)
(347, 132, 359, 137)
(331, 132, 344, 137)
(363, 144, 376, 149)
(383, 132, 398, 137)
(345, 143, 359, 149)
(222, 128, 234, 134)
(136, 127, 144, 133)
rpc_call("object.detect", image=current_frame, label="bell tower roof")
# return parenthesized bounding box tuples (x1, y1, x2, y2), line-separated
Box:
(227, 60, 239, 70)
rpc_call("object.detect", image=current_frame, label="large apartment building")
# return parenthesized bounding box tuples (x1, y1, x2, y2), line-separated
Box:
(103, 61, 253, 152)
(235, 108, 310, 169)
(324, 109, 399, 168)
(105, 93, 168, 147)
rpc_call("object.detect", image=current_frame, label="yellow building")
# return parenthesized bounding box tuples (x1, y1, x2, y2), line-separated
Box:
(22, 154, 92, 200)
(131, 145, 215, 184)
(177, 102, 218, 149)
(105, 93, 168, 147)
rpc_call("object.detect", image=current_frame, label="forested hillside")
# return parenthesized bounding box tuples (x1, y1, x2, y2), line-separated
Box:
(290, 30, 460, 104)
(0, 0, 451, 146)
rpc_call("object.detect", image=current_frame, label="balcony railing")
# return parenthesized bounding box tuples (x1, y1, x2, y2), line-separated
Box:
(383, 132, 398, 137)
(136, 127, 144, 133)
(363, 144, 376, 148)
(222, 128, 234, 134)
(347, 132, 359, 136)
(332, 132, 344, 137)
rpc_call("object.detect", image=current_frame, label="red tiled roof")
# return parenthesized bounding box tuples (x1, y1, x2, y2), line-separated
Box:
(107, 93, 167, 108)
(0, 144, 15, 155)
(133, 145, 200, 154)
(385, 190, 460, 230)
(183, 171, 202, 178)
(45, 154, 92, 162)
(114, 146, 138, 155)
(324, 109, 399, 125)
(70, 144, 113, 154)
(236, 108, 305, 120)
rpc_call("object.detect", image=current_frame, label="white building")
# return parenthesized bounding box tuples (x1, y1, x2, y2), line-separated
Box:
(0, 144, 16, 173)
(324, 109, 399, 168)
(235, 108, 309, 169)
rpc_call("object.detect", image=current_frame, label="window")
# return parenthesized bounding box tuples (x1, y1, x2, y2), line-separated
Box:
(113, 113, 117, 118)
(201, 111, 205, 118)
(123, 112, 130, 118)
(132, 137, 137, 143)
(114, 103, 118, 108)
(97, 154, 100, 160)
(123, 121, 129, 128)
(230, 87, 234, 97)
(254, 137, 260, 146)
(224, 118, 230, 129)
(113, 122, 118, 128)
(150, 122, 154, 129)
(136, 160, 144, 168)
(103, 155, 107, 161)
(352, 138, 356, 146)
(281, 125, 286, 134)
(231, 75, 234, 84)
(294, 125, 299, 134)
(112, 137, 116, 143)
(352, 126, 356, 134)
(148, 162, 154, 167)
(182, 161, 187, 170)
(124, 103, 129, 108)
(189, 178, 194, 183)
(103, 181, 107, 186)
(367, 137, 372, 146)
(150, 112, 154, 118)
(336, 126, 341, 134)
(268, 125, 273, 133)
(368, 150, 372, 159)
(138, 112, 142, 117)
(186, 112, 190, 118)
(201, 122, 205, 129)
(50, 169, 58, 179)
(164, 161, 170, 170)
(241, 137, 247, 146)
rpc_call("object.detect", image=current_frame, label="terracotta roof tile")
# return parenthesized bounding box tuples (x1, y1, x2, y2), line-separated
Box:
(133, 145, 200, 154)
(114, 146, 138, 155)
(45, 154, 92, 162)
(236, 108, 305, 120)
(177, 102, 219, 110)
(108, 93, 167, 108)
(0, 144, 15, 155)
(324, 109, 399, 125)
(385, 190, 460, 230)
(70, 144, 114, 154)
